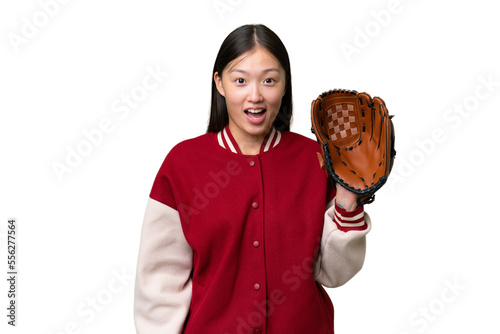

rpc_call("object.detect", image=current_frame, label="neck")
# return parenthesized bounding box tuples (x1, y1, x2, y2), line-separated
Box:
(228, 124, 269, 155)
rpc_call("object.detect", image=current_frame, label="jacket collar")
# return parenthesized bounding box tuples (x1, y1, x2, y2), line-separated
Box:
(216, 125, 281, 155)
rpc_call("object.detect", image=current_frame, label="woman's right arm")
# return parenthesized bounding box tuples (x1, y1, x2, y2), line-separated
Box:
(134, 198, 193, 334)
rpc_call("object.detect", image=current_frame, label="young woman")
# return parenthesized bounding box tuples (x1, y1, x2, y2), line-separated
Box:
(134, 24, 371, 334)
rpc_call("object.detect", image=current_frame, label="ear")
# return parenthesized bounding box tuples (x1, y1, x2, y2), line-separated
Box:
(214, 72, 225, 97)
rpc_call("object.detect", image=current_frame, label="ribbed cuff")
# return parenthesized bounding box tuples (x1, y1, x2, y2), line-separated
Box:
(333, 199, 367, 232)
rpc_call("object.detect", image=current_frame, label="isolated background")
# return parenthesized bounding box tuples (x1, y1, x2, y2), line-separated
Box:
(1, 0, 499, 333)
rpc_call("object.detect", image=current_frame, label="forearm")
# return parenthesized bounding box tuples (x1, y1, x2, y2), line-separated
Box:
(314, 197, 370, 288)
(134, 198, 193, 334)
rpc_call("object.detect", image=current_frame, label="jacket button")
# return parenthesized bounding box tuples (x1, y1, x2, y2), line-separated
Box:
(254, 329, 262, 334)
(249, 160, 255, 167)
(252, 202, 259, 209)
(254, 283, 260, 291)
(253, 241, 260, 248)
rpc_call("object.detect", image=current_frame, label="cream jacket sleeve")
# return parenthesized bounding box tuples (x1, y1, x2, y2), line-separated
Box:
(134, 198, 193, 334)
(314, 197, 371, 288)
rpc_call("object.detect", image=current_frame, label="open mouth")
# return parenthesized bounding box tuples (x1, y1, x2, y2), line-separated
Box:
(244, 108, 267, 119)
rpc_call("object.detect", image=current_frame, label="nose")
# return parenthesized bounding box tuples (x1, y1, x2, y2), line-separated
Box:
(247, 83, 263, 102)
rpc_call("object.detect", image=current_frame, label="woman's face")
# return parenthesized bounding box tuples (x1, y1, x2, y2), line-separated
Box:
(214, 47, 286, 142)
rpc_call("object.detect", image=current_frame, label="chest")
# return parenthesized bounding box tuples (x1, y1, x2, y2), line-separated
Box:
(170, 147, 328, 256)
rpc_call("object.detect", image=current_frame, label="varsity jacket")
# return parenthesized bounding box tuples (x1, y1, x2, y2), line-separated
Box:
(134, 125, 371, 334)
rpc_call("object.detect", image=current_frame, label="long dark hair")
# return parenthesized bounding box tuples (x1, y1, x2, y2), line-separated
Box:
(207, 24, 293, 133)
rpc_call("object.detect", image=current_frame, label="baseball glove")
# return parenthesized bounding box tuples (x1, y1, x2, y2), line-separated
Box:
(311, 89, 396, 205)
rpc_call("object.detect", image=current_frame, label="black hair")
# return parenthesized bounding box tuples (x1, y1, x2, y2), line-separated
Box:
(207, 24, 293, 133)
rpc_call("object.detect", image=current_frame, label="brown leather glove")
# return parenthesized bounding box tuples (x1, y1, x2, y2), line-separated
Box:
(311, 89, 396, 205)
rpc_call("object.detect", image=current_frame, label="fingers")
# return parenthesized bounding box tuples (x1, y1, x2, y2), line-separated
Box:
(311, 98, 329, 143)
(370, 97, 387, 149)
(356, 93, 374, 143)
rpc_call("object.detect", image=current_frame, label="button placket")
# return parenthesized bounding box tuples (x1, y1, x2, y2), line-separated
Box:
(246, 156, 265, 333)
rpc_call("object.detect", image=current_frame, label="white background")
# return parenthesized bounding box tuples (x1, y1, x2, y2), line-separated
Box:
(1, 0, 499, 333)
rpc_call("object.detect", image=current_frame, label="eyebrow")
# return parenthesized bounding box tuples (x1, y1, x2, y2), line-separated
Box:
(229, 68, 281, 74)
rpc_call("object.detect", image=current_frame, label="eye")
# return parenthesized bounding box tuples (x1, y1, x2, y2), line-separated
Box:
(235, 78, 246, 84)
(264, 78, 275, 84)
